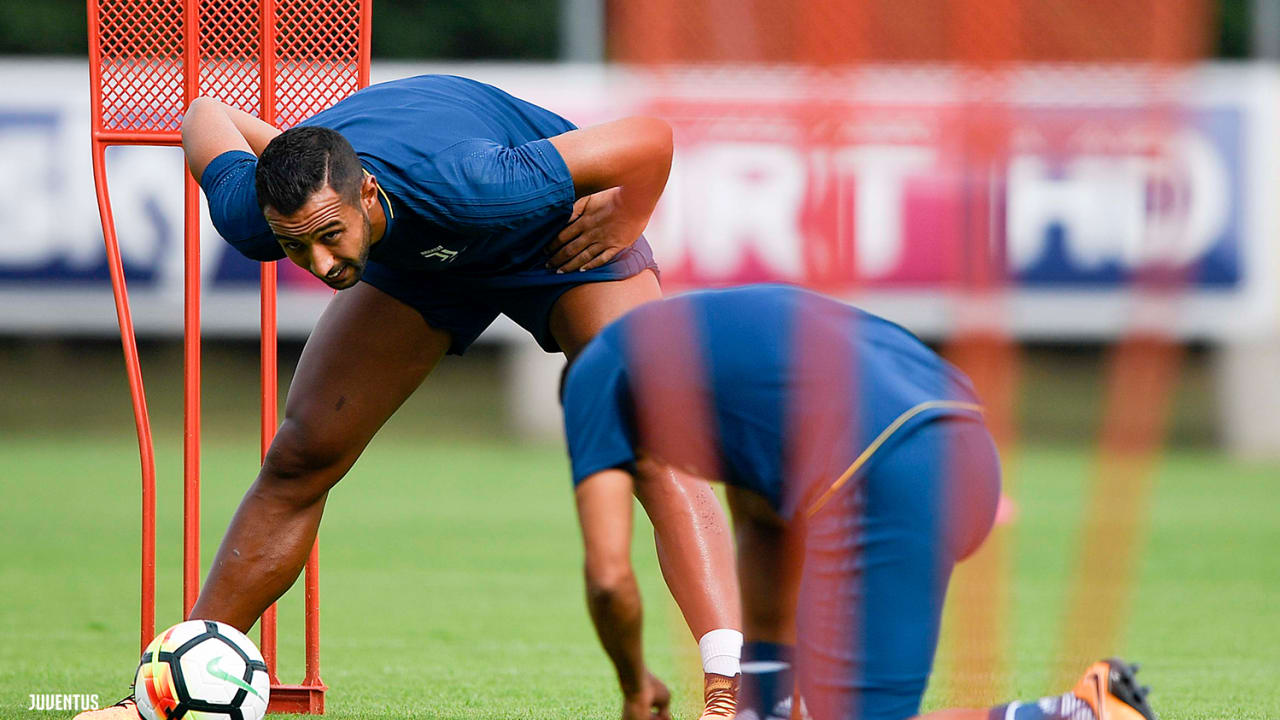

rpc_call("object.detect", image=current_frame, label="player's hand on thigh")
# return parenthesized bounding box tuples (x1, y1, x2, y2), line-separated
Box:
(545, 187, 646, 273)
(621, 672, 671, 720)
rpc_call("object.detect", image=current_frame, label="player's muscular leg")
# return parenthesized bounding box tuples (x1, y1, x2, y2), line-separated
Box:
(632, 458, 741, 639)
(550, 271, 741, 641)
(190, 283, 449, 630)
(547, 269, 661, 360)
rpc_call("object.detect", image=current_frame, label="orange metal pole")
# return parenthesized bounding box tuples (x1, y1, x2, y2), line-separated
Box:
(358, 0, 372, 87)
(303, 541, 323, 687)
(1053, 333, 1182, 688)
(91, 132, 183, 145)
(182, 167, 202, 618)
(935, 0, 1022, 705)
(258, 289, 280, 685)
(258, 0, 282, 682)
(181, 0, 203, 620)
(87, 0, 159, 653)
(1050, 0, 1207, 688)
(91, 139, 159, 654)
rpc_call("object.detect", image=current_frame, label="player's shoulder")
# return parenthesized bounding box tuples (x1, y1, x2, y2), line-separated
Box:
(201, 147, 255, 178)
(198, 149, 283, 261)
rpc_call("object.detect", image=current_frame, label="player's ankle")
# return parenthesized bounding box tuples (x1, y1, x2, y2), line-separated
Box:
(989, 693, 1097, 720)
(698, 628, 743, 677)
(740, 641, 793, 718)
(742, 640, 792, 664)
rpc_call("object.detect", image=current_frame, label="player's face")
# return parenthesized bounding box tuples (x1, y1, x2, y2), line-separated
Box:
(265, 184, 375, 290)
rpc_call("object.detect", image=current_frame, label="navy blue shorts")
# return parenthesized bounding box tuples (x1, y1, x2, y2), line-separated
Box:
(358, 237, 659, 355)
(753, 417, 1001, 720)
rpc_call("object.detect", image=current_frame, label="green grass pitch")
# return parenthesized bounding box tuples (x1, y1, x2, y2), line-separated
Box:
(1, 430, 1277, 719)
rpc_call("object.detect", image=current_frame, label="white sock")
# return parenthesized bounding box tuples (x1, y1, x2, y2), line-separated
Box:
(698, 628, 744, 677)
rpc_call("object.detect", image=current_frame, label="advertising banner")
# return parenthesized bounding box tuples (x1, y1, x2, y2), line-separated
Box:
(1, 61, 1275, 339)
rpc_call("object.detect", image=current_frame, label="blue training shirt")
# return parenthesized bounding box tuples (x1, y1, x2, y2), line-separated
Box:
(198, 74, 578, 273)
(561, 285, 985, 519)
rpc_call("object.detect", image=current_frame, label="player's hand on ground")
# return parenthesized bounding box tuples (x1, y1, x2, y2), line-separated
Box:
(621, 672, 671, 720)
(545, 187, 646, 273)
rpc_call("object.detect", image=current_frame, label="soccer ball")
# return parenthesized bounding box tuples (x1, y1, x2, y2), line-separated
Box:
(133, 620, 270, 720)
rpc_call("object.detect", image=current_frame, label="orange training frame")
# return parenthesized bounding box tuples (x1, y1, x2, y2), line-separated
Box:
(86, 0, 373, 713)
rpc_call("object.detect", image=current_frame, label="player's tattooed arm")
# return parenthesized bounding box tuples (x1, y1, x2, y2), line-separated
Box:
(545, 117, 674, 273)
(181, 97, 281, 183)
(576, 469, 672, 720)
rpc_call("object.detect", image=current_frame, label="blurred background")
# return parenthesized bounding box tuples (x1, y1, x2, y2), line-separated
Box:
(1, 1, 1278, 718)
(1, 0, 1277, 452)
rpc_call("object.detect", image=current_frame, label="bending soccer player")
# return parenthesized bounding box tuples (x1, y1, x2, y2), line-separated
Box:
(77, 75, 742, 719)
(562, 284, 1159, 720)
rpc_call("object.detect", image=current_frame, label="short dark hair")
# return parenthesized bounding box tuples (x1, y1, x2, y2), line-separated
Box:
(255, 126, 363, 214)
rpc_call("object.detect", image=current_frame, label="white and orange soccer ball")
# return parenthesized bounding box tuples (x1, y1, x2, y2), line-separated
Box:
(133, 620, 270, 720)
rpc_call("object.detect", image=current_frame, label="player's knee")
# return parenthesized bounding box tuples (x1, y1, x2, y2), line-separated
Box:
(258, 419, 355, 502)
(584, 561, 636, 601)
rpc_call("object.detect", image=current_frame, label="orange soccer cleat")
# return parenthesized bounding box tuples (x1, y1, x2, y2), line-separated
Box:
(699, 673, 740, 720)
(1072, 658, 1157, 720)
(71, 696, 141, 720)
